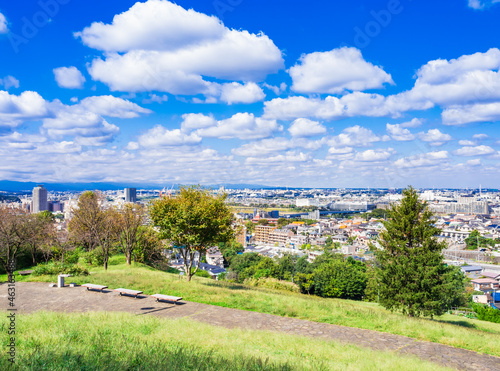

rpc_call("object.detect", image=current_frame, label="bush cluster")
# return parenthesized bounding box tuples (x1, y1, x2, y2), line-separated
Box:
(243, 277, 300, 293)
(32, 262, 89, 276)
(472, 303, 500, 323)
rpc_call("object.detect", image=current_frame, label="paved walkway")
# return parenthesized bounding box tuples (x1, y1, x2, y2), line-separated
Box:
(2, 282, 500, 370)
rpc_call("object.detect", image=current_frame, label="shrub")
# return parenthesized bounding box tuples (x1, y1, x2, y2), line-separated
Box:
(64, 247, 82, 265)
(472, 303, 500, 323)
(82, 249, 105, 266)
(194, 269, 211, 278)
(32, 262, 89, 276)
(244, 277, 300, 293)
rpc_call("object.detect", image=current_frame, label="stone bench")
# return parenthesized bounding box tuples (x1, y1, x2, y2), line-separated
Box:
(151, 294, 183, 304)
(18, 270, 33, 276)
(82, 284, 108, 292)
(114, 288, 143, 298)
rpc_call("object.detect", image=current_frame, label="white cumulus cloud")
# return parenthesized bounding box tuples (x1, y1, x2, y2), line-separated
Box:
(0, 91, 49, 128)
(417, 129, 452, 146)
(442, 102, 500, 125)
(354, 149, 393, 162)
(454, 145, 495, 156)
(468, 0, 500, 9)
(138, 126, 202, 147)
(79, 95, 152, 118)
(328, 125, 382, 148)
(76, 0, 283, 96)
(0, 12, 7, 34)
(195, 112, 281, 140)
(394, 151, 448, 168)
(289, 47, 393, 94)
(288, 118, 326, 137)
(180, 113, 217, 132)
(386, 123, 415, 141)
(219, 82, 265, 105)
(0, 76, 20, 90)
(53, 67, 86, 89)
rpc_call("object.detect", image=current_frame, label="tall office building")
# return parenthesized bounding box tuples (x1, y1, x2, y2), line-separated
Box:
(124, 188, 137, 203)
(32, 185, 48, 213)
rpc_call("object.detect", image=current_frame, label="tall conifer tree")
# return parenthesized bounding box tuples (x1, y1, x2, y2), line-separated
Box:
(376, 187, 459, 317)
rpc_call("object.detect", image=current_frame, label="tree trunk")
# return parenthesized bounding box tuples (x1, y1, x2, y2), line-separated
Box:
(126, 252, 131, 265)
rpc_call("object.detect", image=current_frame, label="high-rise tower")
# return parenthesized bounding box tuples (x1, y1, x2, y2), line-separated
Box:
(124, 188, 137, 203)
(32, 185, 48, 213)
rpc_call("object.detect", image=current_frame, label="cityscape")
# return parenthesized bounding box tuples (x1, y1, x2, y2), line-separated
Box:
(2, 0, 500, 369)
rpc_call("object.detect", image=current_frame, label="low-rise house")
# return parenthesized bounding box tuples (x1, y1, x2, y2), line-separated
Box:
(470, 278, 499, 294)
(206, 247, 224, 268)
(482, 271, 500, 281)
(198, 263, 226, 279)
(461, 265, 483, 277)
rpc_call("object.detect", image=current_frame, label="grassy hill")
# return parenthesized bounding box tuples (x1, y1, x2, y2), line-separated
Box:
(7, 255, 500, 358)
(1, 311, 451, 370)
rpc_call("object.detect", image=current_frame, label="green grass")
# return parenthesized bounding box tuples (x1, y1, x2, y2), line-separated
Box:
(1, 311, 451, 370)
(6, 255, 500, 357)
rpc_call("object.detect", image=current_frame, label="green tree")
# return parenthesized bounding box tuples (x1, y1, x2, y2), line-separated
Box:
(149, 186, 234, 282)
(219, 241, 244, 267)
(118, 203, 147, 265)
(464, 230, 495, 250)
(0, 207, 29, 274)
(277, 218, 289, 228)
(257, 219, 269, 226)
(296, 272, 315, 295)
(133, 226, 164, 265)
(376, 187, 458, 317)
(313, 255, 366, 300)
(245, 220, 255, 234)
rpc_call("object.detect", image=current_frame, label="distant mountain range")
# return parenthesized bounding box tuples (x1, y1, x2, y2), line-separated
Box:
(0, 180, 273, 192)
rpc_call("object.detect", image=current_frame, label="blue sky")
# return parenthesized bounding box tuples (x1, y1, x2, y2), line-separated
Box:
(1, 0, 500, 188)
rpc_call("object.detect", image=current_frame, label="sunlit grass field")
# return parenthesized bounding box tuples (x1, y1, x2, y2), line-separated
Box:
(6, 255, 500, 357)
(0, 311, 452, 371)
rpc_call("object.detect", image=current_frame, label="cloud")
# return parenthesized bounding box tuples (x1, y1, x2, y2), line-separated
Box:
(466, 159, 481, 166)
(398, 118, 423, 128)
(386, 123, 415, 141)
(442, 102, 500, 125)
(454, 145, 495, 156)
(195, 112, 281, 140)
(0, 12, 7, 34)
(354, 149, 393, 162)
(232, 137, 326, 157)
(458, 140, 476, 146)
(79, 95, 152, 118)
(417, 129, 452, 146)
(53, 67, 86, 89)
(180, 113, 217, 132)
(394, 151, 448, 168)
(328, 125, 382, 148)
(138, 126, 202, 147)
(264, 92, 399, 121)
(473, 133, 488, 139)
(289, 47, 393, 94)
(288, 118, 326, 137)
(0, 76, 20, 89)
(245, 152, 311, 165)
(263, 82, 287, 95)
(42, 104, 119, 144)
(468, 0, 500, 9)
(395, 48, 500, 110)
(76, 0, 283, 96)
(219, 82, 265, 104)
(0, 90, 50, 128)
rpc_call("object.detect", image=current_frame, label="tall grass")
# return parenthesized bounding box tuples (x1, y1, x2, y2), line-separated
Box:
(8, 256, 500, 357)
(1, 311, 451, 370)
